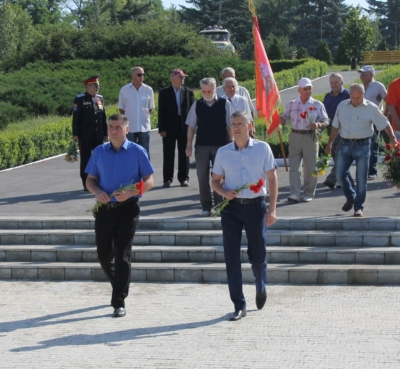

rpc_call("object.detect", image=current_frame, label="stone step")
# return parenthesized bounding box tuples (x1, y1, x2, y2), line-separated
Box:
(1, 216, 399, 231)
(2, 245, 400, 265)
(1, 229, 399, 247)
(1, 261, 399, 285)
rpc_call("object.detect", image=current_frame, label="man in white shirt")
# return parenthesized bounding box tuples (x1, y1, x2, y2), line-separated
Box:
(222, 77, 253, 120)
(118, 66, 155, 159)
(216, 67, 255, 118)
(358, 65, 387, 179)
(280, 78, 329, 202)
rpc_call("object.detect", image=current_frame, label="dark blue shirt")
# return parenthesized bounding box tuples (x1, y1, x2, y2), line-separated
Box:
(323, 88, 350, 121)
(85, 139, 154, 201)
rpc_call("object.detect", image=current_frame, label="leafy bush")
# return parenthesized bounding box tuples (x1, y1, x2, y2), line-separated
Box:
(0, 118, 71, 169)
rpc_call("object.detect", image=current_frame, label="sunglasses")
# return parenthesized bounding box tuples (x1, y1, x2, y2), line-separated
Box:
(134, 73, 145, 77)
(89, 84, 100, 87)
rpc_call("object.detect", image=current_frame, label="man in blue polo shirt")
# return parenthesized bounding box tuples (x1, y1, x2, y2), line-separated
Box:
(322, 73, 351, 189)
(86, 113, 154, 318)
(211, 111, 278, 321)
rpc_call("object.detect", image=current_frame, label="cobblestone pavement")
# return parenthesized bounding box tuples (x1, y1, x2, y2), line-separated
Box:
(1, 281, 400, 368)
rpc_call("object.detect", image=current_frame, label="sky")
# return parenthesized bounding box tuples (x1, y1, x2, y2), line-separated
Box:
(161, 0, 369, 10)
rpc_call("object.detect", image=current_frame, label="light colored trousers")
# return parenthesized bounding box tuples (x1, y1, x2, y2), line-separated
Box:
(288, 132, 319, 198)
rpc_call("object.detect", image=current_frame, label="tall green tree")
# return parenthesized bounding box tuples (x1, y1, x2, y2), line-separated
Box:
(0, 3, 37, 67)
(286, 0, 349, 56)
(341, 7, 374, 59)
(268, 37, 284, 60)
(0, 0, 62, 24)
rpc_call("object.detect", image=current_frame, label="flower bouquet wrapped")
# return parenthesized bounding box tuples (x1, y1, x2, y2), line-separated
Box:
(65, 141, 79, 162)
(312, 154, 331, 177)
(212, 178, 265, 217)
(90, 180, 145, 216)
(378, 141, 400, 189)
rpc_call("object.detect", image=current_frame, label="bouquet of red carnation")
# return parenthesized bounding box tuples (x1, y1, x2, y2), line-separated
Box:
(90, 180, 145, 216)
(299, 106, 322, 142)
(212, 178, 265, 217)
(378, 140, 400, 189)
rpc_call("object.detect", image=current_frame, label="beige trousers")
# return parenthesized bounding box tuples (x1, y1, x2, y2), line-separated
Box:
(288, 132, 319, 198)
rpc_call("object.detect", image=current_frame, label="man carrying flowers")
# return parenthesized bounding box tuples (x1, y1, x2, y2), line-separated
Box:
(325, 84, 397, 217)
(211, 111, 278, 321)
(280, 78, 329, 202)
(85, 114, 154, 318)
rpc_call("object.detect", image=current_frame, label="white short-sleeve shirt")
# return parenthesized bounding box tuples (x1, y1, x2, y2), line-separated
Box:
(118, 83, 155, 133)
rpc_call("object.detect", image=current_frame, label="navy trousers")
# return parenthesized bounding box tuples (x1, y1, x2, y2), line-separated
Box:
(221, 200, 268, 311)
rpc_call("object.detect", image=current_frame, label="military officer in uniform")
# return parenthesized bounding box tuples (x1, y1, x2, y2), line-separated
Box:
(72, 75, 107, 191)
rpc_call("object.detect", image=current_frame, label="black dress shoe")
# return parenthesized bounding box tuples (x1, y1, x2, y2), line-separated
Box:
(342, 199, 354, 212)
(163, 181, 171, 188)
(323, 181, 334, 189)
(113, 307, 126, 318)
(229, 309, 246, 321)
(180, 180, 189, 187)
(256, 288, 267, 310)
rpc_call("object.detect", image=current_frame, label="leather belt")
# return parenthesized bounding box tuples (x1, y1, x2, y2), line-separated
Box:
(291, 129, 312, 134)
(232, 196, 264, 205)
(341, 137, 370, 142)
(108, 197, 138, 209)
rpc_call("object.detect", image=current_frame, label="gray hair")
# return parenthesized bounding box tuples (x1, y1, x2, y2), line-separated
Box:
(329, 73, 343, 83)
(223, 77, 238, 88)
(231, 110, 251, 124)
(221, 67, 235, 76)
(200, 77, 217, 88)
(131, 66, 143, 73)
(349, 83, 365, 94)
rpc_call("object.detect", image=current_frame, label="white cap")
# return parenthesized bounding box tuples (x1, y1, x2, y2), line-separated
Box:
(298, 78, 312, 88)
(358, 65, 375, 74)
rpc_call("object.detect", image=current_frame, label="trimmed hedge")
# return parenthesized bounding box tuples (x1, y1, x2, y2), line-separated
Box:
(0, 118, 71, 169)
(241, 60, 328, 98)
(0, 57, 312, 129)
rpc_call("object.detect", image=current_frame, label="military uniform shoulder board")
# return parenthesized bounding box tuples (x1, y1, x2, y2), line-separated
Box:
(76, 93, 85, 98)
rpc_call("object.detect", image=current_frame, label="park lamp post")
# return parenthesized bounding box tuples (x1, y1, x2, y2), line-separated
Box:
(387, 20, 400, 50)
(309, 13, 332, 41)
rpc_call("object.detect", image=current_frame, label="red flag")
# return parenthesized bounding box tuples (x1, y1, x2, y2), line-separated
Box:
(253, 18, 281, 136)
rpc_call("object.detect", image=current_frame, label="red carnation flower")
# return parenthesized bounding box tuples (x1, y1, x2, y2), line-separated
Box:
(385, 155, 392, 161)
(309, 106, 316, 111)
(257, 178, 265, 186)
(249, 184, 257, 191)
(385, 143, 392, 150)
(135, 180, 145, 195)
(396, 151, 400, 158)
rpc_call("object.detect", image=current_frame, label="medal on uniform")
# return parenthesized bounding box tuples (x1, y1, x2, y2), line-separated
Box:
(96, 98, 103, 110)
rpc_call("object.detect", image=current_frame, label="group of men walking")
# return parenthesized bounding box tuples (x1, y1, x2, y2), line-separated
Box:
(71, 65, 399, 321)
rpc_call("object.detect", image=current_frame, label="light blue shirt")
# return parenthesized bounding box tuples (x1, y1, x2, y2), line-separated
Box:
(213, 138, 277, 199)
(85, 140, 154, 201)
(174, 87, 181, 115)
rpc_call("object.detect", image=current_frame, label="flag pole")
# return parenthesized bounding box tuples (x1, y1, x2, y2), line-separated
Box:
(278, 130, 288, 171)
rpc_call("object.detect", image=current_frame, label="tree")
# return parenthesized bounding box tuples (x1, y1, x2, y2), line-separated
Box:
(286, 0, 349, 56)
(341, 7, 374, 59)
(1, 0, 62, 24)
(268, 37, 284, 60)
(335, 38, 349, 64)
(0, 3, 37, 68)
(296, 46, 309, 59)
(315, 40, 333, 64)
(377, 38, 389, 50)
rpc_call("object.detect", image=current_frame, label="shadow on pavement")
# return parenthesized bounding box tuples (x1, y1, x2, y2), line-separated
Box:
(0, 190, 92, 205)
(11, 314, 231, 352)
(0, 305, 109, 334)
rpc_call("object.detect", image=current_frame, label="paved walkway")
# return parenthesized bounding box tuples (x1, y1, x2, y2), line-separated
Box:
(1, 281, 400, 368)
